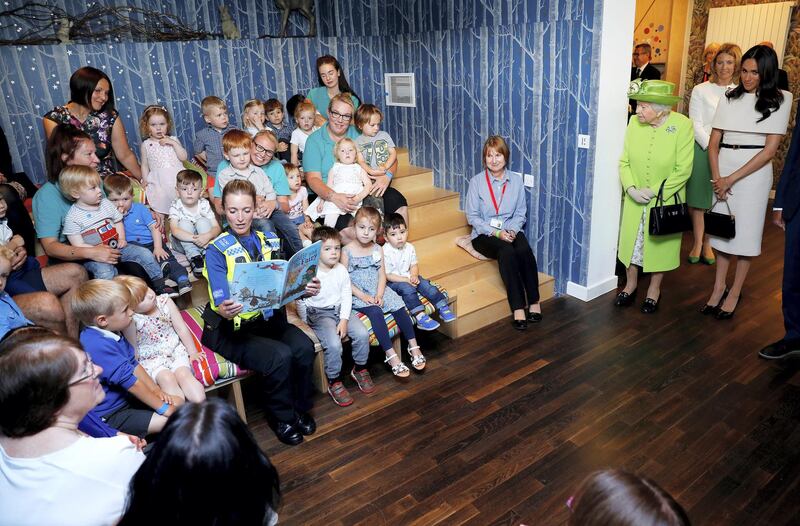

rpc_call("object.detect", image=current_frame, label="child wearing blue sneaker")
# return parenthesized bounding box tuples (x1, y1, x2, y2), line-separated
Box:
(383, 213, 455, 330)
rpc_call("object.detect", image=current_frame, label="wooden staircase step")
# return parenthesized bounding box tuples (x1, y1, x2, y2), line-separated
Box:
(396, 147, 409, 169)
(406, 187, 461, 223)
(411, 225, 472, 256)
(408, 209, 468, 241)
(417, 244, 495, 283)
(390, 166, 433, 193)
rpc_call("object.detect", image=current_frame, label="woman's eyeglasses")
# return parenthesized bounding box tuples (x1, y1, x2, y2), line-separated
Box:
(68, 354, 97, 386)
(253, 143, 275, 156)
(329, 109, 352, 122)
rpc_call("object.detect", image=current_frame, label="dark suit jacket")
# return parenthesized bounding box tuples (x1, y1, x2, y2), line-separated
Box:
(629, 63, 661, 115)
(778, 68, 790, 92)
(776, 108, 800, 221)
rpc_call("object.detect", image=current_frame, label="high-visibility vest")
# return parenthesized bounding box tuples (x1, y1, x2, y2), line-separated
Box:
(203, 229, 281, 330)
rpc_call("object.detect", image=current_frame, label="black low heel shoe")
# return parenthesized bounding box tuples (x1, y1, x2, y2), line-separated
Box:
(614, 289, 637, 307)
(641, 296, 660, 314)
(700, 288, 729, 315)
(512, 319, 528, 330)
(715, 294, 742, 320)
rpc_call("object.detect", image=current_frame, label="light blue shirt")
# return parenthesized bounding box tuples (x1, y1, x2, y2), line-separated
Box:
(465, 170, 527, 239)
(0, 292, 33, 340)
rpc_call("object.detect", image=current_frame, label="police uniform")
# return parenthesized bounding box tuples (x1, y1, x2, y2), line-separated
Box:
(200, 228, 315, 425)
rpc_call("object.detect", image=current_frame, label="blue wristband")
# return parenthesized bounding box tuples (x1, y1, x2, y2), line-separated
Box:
(386, 170, 394, 180)
(155, 402, 170, 415)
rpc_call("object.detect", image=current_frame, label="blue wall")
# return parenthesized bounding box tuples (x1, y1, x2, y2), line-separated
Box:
(0, 0, 602, 293)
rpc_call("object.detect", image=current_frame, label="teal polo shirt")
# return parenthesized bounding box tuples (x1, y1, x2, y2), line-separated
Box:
(302, 124, 359, 183)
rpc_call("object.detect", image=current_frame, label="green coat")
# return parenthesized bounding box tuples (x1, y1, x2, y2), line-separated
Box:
(618, 111, 694, 272)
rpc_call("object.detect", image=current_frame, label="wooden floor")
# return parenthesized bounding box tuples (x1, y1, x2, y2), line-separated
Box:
(239, 216, 800, 526)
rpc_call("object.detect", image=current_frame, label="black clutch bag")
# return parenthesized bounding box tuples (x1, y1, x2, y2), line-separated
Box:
(648, 180, 691, 235)
(704, 199, 736, 239)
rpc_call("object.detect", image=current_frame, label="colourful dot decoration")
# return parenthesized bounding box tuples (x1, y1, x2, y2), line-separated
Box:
(644, 27, 650, 34)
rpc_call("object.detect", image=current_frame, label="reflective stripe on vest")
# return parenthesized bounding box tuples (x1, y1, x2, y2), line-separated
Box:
(203, 230, 281, 330)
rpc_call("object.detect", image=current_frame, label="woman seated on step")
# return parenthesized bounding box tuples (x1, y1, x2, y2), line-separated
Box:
(465, 136, 542, 331)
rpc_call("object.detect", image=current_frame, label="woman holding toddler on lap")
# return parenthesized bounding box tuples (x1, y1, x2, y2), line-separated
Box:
(466, 136, 542, 331)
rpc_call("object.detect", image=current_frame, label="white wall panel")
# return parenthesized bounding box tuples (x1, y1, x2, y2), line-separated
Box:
(706, 2, 794, 64)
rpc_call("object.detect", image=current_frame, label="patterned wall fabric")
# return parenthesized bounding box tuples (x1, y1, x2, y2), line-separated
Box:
(0, 0, 602, 293)
(682, 0, 800, 182)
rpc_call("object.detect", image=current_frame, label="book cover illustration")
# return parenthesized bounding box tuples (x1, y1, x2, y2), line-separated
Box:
(230, 241, 321, 313)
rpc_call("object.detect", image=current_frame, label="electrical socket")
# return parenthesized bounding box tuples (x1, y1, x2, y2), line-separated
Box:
(524, 173, 534, 187)
(578, 134, 590, 149)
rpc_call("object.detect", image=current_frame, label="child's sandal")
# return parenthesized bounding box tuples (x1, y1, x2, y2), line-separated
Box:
(384, 351, 410, 378)
(407, 345, 426, 371)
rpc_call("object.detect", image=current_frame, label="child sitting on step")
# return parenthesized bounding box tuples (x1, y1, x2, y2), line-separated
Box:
(384, 213, 456, 330)
(340, 206, 425, 378)
(300, 226, 373, 406)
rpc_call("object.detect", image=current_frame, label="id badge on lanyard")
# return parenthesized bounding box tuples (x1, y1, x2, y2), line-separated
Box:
(486, 169, 507, 229)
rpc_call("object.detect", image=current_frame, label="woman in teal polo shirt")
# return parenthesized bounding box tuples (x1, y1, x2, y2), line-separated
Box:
(307, 55, 360, 126)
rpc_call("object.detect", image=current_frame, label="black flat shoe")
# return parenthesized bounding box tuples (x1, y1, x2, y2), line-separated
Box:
(641, 296, 660, 314)
(527, 311, 543, 323)
(758, 339, 800, 360)
(295, 412, 316, 436)
(700, 288, 729, 315)
(512, 319, 528, 331)
(614, 289, 637, 307)
(715, 294, 742, 320)
(275, 422, 303, 446)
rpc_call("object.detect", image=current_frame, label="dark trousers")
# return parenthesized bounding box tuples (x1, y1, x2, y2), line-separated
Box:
(130, 241, 189, 284)
(472, 231, 540, 312)
(388, 277, 447, 314)
(201, 307, 315, 423)
(784, 214, 800, 341)
(355, 305, 415, 351)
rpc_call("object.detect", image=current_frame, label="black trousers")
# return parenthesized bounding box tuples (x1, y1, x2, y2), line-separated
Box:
(201, 307, 315, 423)
(472, 231, 540, 312)
(784, 213, 800, 342)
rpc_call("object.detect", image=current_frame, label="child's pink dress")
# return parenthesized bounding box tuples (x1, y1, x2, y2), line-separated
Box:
(132, 294, 190, 379)
(143, 137, 184, 214)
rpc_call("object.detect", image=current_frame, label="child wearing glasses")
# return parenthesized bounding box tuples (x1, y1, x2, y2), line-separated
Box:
(116, 275, 206, 404)
(139, 105, 187, 218)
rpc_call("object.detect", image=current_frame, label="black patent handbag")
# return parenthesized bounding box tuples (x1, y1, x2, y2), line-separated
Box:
(648, 179, 692, 235)
(704, 198, 736, 239)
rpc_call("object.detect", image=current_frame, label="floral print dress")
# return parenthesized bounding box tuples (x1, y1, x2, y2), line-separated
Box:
(44, 105, 119, 176)
(132, 294, 190, 378)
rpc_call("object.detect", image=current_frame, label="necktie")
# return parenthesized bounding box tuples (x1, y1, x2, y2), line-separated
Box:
(636, 68, 641, 77)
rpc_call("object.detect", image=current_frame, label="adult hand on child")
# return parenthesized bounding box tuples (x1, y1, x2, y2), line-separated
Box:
(336, 319, 348, 340)
(87, 245, 121, 264)
(330, 192, 358, 213)
(154, 388, 174, 405)
(152, 246, 169, 261)
(118, 432, 147, 451)
(261, 199, 277, 218)
(371, 174, 391, 197)
(409, 274, 420, 286)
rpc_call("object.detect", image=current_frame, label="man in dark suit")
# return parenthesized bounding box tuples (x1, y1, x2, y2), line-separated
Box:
(630, 43, 661, 115)
(759, 110, 800, 360)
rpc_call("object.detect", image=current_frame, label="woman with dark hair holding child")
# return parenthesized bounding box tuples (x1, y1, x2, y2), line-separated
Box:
(701, 44, 792, 319)
(465, 135, 542, 330)
(120, 399, 280, 526)
(0, 327, 145, 526)
(43, 66, 141, 180)
(201, 179, 320, 446)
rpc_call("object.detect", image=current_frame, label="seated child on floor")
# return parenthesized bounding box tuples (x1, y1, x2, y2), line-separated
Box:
(340, 206, 426, 379)
(104, 174, 191, 297)
(168, 169, 222, 278)
(73, 279, 178, 437)
(384, 213, 456, 331)
(301, 226, 374, 407)
(59, 165, 172, 293)
(115, 276, 205, 404)
(308, 138, 372, 229)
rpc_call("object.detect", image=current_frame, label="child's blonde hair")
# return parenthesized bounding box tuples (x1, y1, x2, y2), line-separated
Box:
(201, 96, 227, 115)
(293, 101, 316, 121)
(354, 206, 381, 229)
(139, 105, 173, 139)
(71, 279, 132, 325)
(241, 99, 265, 128)
(333, 137, 357, 163)
(113, 275, 149, 307)
(58, 165, 101, 202)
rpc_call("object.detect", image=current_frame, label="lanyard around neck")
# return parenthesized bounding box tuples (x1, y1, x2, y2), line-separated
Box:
(485, 169, 507, 215)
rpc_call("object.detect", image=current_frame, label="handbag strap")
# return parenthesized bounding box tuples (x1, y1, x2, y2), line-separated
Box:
(654, 179, 683, 206)
(708, 198, 732, 216)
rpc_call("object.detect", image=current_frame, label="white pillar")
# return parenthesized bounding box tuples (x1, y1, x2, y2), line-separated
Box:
(566, 0, 636, 302)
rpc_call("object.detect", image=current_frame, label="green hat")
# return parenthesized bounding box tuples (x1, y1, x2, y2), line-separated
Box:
(627, 79, 681, 106)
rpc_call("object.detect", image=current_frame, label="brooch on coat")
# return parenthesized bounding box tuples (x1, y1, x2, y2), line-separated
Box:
(665, 125, 677, 134)
(627, 79, 642, 96)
